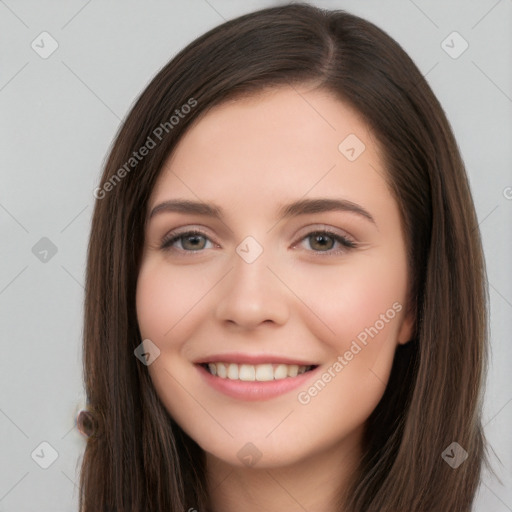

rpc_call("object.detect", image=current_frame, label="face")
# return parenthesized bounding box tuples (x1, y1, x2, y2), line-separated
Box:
(136, 85, 414, 470)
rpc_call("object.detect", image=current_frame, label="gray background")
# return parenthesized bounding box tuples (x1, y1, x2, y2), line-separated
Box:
(1, 1, 511, 510)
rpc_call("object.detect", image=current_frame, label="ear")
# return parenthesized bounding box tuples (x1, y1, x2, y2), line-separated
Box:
(397, 307, 415, 345)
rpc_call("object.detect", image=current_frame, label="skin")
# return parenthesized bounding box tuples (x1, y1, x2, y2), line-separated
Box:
(136, 84, 414, 511)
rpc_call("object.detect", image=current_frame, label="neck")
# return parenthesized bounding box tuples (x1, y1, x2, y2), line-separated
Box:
(205, 428, 362, 512)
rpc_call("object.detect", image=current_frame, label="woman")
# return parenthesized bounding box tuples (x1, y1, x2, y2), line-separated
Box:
(77, 3, 489, 511)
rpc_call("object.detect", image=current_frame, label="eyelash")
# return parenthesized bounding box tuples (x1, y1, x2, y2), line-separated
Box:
(160, 228, 357, 256)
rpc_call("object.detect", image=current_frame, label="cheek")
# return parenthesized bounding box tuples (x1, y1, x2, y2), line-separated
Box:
(290, 261, 405, 437)
(292, 256, 406, 353)
(136, 268, 172, 341)
(135, 262, 205, 422)
(288, 253, 408, 420)
(135, 259, 209, 343)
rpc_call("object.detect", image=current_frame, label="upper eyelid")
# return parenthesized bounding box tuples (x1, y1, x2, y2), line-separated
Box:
(162, 226, 216, 243)
(162, 224, 355, 242)
(294, 224, 356, 242)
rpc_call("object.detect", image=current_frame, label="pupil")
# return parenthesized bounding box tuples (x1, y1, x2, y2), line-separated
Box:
(312, 234, 332, 250)
(184, 235, 204, 250)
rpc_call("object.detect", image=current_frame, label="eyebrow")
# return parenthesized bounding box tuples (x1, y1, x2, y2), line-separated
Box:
(149, 197, 376, 225)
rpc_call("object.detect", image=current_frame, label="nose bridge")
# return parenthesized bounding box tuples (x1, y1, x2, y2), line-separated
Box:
(214, 234, 289, 328)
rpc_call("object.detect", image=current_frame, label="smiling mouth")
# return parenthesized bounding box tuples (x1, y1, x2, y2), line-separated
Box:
(200, 362, 318, 382)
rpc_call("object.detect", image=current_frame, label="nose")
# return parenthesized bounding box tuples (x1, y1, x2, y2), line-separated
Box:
(214, 246, 290, 330)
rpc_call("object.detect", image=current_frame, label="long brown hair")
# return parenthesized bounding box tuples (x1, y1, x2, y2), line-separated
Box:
(79, 3, 489, 511)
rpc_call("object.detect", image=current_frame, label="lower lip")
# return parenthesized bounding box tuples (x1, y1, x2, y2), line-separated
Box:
(195, 364, 321, 401)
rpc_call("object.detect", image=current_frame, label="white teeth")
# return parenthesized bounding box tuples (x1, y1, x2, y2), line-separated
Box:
(227, 363, 239, 379)
(288, 364, 299, 377)
(239, 364, 256, 381)
(255, 364, 274, 381)
(216, 362, 227, 378)
(205, 362, 312, 381)
(274, 364, 288, 379)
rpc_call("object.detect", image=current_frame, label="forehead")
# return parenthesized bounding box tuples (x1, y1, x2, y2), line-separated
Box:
(151, 86, 389, 214)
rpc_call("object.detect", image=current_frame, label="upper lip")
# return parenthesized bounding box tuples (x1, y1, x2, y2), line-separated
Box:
(194, 353, 318, 366)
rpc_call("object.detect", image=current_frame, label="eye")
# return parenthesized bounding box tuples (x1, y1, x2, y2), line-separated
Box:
(160, 230, 214, 253)
(160, 228, 357, 256)
(296, 230, 357, 255)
